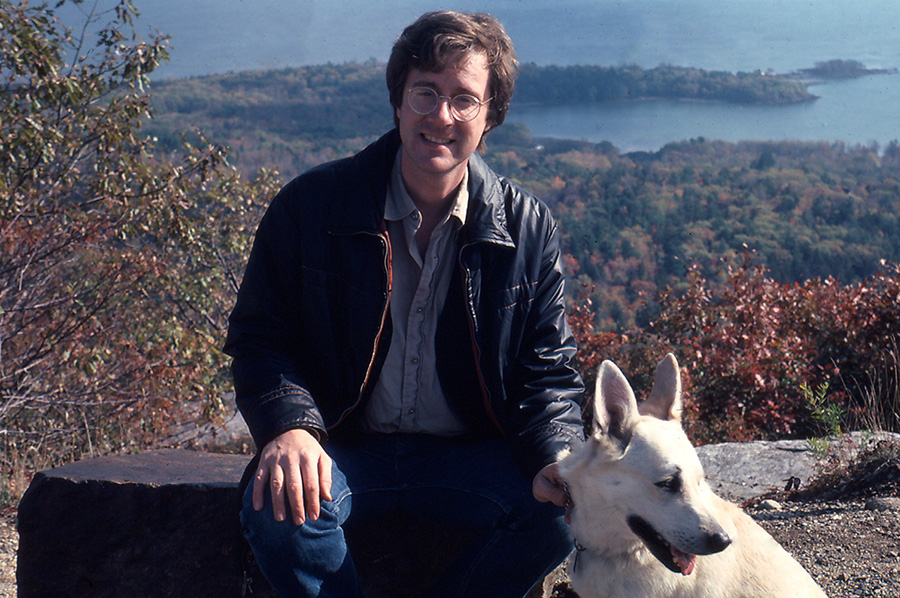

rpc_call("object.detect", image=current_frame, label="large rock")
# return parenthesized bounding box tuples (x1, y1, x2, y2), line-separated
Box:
(697, 439, 819, 502)
(16, 449, 479, 598)
(17, 449, 274, 598)
(696, 432, 900, 503)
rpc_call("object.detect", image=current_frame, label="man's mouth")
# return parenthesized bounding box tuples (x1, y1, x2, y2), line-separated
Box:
(423, 133, 452, 145)
(627, 516, 698, 576)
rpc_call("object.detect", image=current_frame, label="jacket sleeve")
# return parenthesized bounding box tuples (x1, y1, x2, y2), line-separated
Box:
(507, 211, 585, 477)
(223, 184, 326, 450)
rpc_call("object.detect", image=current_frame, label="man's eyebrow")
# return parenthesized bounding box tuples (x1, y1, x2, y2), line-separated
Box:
(408, 78, 438, 88)
(408, 78, 481, 97)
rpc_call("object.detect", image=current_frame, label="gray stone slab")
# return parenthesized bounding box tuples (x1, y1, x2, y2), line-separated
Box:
(696, 431, 900, 503)
(697, 439, 818, 502)
(17, 449, 273, 598)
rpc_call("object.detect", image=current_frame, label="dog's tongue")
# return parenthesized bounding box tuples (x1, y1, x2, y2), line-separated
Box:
(671, 547, 697, 576)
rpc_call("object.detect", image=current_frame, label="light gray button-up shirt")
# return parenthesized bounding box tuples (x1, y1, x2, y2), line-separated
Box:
(363, 150, 470, 436)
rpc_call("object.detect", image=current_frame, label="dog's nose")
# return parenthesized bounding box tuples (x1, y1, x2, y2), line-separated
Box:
(705, 531, 732, 553)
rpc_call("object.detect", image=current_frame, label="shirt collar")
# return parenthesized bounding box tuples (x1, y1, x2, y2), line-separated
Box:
(385, 147, 469, 226)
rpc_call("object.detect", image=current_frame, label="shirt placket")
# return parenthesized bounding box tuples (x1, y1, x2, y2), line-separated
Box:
(399, 217, 443, 429)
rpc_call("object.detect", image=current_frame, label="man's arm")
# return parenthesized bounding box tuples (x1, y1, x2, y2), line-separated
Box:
(226, 185, 330, 524)
(508, 211, 585, 477)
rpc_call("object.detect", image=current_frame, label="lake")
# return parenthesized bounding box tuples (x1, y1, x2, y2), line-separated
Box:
(56, 0, 900, 151)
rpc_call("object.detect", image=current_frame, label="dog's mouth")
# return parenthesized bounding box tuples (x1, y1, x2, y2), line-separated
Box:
(627, 516, 697, 576)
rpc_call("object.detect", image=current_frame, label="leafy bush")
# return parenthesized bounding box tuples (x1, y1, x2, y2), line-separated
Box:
(1, 0, 278, 502)
(571, 253, 900, 444)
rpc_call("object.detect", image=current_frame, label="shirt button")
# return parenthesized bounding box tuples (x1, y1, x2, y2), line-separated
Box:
(410, 356, 419, 364)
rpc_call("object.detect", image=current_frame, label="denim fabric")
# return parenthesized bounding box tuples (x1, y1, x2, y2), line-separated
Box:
(241, 434, 573, 597)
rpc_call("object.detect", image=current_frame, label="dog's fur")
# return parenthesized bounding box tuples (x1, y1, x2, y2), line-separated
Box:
(559, 354, 828, 597)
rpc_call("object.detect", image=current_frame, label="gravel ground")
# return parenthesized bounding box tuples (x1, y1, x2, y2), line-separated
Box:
(755, 496, 900, 597)
(748, 448, 900, 598)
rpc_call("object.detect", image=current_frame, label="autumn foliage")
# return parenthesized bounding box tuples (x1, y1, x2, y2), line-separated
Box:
(0, 0, 278, 499)
(571, 254, 900, 444)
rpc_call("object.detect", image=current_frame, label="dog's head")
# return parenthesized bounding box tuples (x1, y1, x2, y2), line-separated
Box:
(561, 353, 733, 576)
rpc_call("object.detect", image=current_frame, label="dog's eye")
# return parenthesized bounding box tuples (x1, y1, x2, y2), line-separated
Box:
(655, 475, 682, 493)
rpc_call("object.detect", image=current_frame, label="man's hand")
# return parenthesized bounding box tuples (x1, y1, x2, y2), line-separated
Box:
(532, 462, 571, 523)
(532, 461, 567, 505)
(252, 428, 333, 525)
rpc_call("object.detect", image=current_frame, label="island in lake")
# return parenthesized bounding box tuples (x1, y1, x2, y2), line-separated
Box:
(795, 59, 899, 80)
(514, 63, 817, 106)
(513, 59, 897, 107)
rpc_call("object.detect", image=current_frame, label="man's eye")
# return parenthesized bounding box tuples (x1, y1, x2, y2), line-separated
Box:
(453, 95, 478, 110)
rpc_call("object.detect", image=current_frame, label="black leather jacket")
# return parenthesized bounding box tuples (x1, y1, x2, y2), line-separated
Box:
(224, 129, 584, 477)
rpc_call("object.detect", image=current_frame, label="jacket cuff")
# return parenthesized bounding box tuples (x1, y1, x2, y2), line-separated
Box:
(239, 385, 326, 450)
(519, 424, 585, 479)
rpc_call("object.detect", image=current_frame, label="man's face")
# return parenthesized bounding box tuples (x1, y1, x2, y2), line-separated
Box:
(396, 51, 492, 193)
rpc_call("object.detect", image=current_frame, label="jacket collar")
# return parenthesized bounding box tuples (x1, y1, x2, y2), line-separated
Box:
(328, 129, 514, 249)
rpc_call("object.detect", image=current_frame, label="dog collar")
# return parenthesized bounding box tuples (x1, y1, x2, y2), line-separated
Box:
(564, 482, 588, 570)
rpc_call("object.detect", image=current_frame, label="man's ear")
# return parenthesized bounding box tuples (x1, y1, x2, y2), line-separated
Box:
(477, 123, 494, 151)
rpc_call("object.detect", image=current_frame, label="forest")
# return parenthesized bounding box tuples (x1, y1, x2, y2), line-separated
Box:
(3, 3, 899, 505)
(144, 62, 900, 330)
(515, 63, 816, 104)
(144, 60, 820, 174)
(487, 131, 900, 330)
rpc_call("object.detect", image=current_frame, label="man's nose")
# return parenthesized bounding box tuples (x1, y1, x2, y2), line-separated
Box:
(428, 97, 455, 123)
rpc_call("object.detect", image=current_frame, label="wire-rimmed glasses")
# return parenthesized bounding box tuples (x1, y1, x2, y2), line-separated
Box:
(406, 87, 492, 122)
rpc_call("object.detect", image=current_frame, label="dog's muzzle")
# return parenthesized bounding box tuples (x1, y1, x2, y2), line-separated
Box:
(627, 515, 732, 575)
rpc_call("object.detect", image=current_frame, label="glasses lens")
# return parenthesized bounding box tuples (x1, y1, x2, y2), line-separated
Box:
(407, 88, 485, 122)
(408, 88, 437, 115)
(450, 95, 481, 122)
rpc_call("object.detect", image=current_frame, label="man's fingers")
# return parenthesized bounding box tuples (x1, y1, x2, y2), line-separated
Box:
(252, 466, 268, 511)
(319, 453, 333, 502)
(287, 462, 308, 525)
(302, 465, 320, 523)
(533, 462, 568, 507)
(269, 466, 287, 522)
(254, 429, 329, 525)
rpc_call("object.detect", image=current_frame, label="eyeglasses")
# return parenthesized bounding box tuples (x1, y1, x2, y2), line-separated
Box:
(406, 87, 492, 122)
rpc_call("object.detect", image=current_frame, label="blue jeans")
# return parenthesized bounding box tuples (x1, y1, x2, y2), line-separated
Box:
(241, 433, 572, 597)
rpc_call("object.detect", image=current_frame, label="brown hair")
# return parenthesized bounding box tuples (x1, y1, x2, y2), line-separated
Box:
(386, 11, 519, 135)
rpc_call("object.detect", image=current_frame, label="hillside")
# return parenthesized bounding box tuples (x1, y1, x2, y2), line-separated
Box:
(488, 133, 900, 329)
(144, 61, 816, 176)
(144, 62, 900, 330)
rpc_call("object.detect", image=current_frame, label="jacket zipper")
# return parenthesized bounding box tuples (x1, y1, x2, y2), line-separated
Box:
(329, 227, 392, 430)
(459, 251, 506, 437)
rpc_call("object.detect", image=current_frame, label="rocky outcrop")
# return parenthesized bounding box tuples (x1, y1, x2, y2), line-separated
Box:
(17, 450, 273, 598)
(16, 449, 468, 598)
(18, 433, 897, 597)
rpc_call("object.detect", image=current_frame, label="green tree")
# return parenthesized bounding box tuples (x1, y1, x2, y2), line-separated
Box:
(1, 0, 277, 500)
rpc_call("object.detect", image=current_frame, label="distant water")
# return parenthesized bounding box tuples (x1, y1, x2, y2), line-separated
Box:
(57, 0, 900, 151)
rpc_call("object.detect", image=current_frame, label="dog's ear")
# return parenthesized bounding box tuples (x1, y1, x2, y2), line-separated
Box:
(640, 353, 683, 421)
(594, 360, 640, 444)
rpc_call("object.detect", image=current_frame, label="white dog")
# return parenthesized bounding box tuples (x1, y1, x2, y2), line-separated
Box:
(559, 354, 828, 597)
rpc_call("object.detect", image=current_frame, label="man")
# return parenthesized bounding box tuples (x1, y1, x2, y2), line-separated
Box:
(224, 11, 584, 597)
